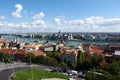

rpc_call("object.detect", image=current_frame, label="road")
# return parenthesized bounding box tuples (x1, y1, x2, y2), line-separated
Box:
(0, 67, 30, 80)
(0, 62, 55, 80)
(0, 62, 85, 80)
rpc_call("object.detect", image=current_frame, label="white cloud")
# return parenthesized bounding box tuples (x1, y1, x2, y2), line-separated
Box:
(63, 16, 120, 32)
(12, 4, 23, 18)
(57, 16, 65, 20)
(33, 20, 45, 25)
(7, 23, 14, 27)
(32, 12, 46, 29)
(0, 16, 5, 19)
(1, 16, 120, 33)
(0, 21, 5, 27)
(19, 22, 29, 28)
(55, 18, 61, 25)
(32, 20, 47, 29)
(54, 16, 65, 26)
(95, 18, 120, 27)
(33, 12, 45, 19)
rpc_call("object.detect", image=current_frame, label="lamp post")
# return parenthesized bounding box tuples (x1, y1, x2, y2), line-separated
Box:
(93, 67, 96, 80)
(12, 50, 17, 75)
(29, 50, 33, 80)
(12, 53, 15, 75)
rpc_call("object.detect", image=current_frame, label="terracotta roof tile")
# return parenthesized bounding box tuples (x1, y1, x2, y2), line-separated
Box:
(33, 51, 46, 56)
(0, 49, 27, 55)
(61, 50, 78, 55)
(89, 47, 104, 55)
(0, 49, 46, 57)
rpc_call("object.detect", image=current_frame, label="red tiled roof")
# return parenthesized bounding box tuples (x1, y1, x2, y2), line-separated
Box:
(0, 49, 27, 55)
(0, 49, 46, 57)
(61, 50, 78, 55)
(89, 47, 104, 55)
(89, 45, 105, 50)
(33, 51, 46, 56)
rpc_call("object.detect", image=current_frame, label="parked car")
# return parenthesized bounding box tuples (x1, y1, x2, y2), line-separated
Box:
(68, 70, 77, 76)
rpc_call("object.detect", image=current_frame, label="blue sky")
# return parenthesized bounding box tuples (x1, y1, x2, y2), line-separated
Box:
(0, 0, 120, 33)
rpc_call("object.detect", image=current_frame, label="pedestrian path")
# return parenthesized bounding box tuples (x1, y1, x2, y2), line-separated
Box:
(0, 62, 27, 71)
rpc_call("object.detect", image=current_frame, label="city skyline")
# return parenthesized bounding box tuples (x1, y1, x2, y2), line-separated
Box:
(0, 0, 120, 33)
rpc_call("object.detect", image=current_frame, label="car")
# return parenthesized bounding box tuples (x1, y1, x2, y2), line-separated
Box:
(68, 73, 74, 77)
(68, 70, 77, 77)
(70, 70, 78, 75)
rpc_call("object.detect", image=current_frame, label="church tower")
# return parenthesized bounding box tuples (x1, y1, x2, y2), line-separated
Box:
(58, 30, 61, 38)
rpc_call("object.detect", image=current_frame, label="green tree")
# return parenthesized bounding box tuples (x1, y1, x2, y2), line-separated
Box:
(0, 51, 11, 63)
(82, 60, 92, 70)
(106, 61, 120, 75)
(52, 51, 61, 63)
(91, 55, 107, 70)
(114, 74, 120, 80)
(95, 71, 120, 80)
(46, 51, 61, 63)
(86, 71, 114, 80)
(59, 62, 67, 68)
(77, 50, 86, 70)
(24, 52, 36, 63)
(46, 51, 53, 57)
(71, 61, 77, 69)
(35, 55, 46, 64)
(86, 71, 94, 80)
(91, 55, 100, 69)
(98, 56, 107, 70)
(77, 50, 85, 64)
(45, 56, 58, 66)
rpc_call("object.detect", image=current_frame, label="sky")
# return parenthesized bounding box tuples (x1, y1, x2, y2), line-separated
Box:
(0, 0, 120, 33)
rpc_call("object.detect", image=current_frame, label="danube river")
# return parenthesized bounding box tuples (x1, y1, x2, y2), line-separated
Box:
(2, 35, 120, 47)
(2, 35, 80, 47)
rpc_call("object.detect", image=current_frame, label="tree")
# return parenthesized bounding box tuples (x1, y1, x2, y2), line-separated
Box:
(24, 52, 36, 63)
(59, 62, 67, 68)
(52, 51, 61, 63)
(106, 61, 120, 75)
(35, 55, 46, 64)
(77, 50, 85, 64)
(86, 71, 114, 80)
(45, 56, 58, 66)
(91, 55, 100, 69)
(86, 71, 95, 80)
(71, 61, 77, 69)
(77, 50, 86, 70)
(46, 51, 53, 57)
(46, 51, 61, 63)
(82, 60, 92, 70)
(0, 51, 12, 63)
(90, 55, 107, 70)
(98, 56, 107, 70)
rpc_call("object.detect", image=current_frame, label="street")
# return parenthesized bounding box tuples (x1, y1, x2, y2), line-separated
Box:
(0, 67, 30, 80)
(0, 62, 85, 80)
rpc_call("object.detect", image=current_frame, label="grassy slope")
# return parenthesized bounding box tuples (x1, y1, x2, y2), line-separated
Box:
(12, 69, 69, 80)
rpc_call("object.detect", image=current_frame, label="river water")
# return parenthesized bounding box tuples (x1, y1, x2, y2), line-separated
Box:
(2, 35, 119, 47)
(2, 35, 80, 47)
